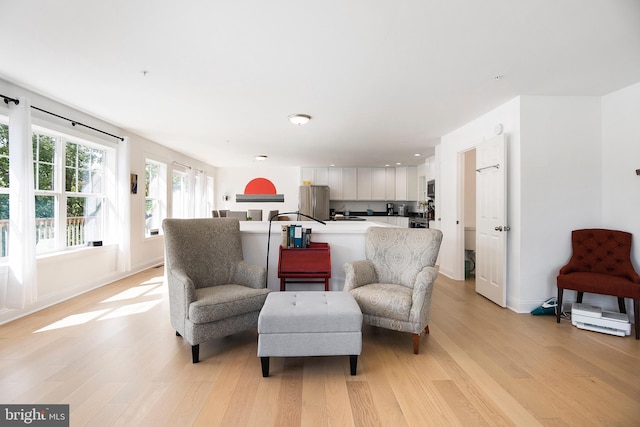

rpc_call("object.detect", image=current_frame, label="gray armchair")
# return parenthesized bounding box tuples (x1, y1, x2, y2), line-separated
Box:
(162, 218, 270, 363)
(343, 227, 442, 354)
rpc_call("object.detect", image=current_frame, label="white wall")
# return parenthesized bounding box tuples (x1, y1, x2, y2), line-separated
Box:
(215, 166, 301, 216)
(439, 97, 521, 284)
(128, 135, 216, 271)
(601, 82, 640, 313)
(518, 96, 602, 308)
(0, 78, 216, 324)
(438, 94, 608, 313)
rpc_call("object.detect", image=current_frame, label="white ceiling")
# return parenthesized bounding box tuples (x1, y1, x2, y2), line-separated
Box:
(2, 1, 639, 168)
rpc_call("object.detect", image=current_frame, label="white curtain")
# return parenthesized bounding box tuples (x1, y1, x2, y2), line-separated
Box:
(116, 137, 131, 273)
(185, 167, 195, 218)
(4, 97, 37, 308)
(194, 169, 207, 218)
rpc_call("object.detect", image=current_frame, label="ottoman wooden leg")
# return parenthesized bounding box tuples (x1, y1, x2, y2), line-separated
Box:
(350, 355, 358, 376)
(261, 357, 270, 377)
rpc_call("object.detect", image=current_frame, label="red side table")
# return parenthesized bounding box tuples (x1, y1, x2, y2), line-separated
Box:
(277, 242, 331, 291)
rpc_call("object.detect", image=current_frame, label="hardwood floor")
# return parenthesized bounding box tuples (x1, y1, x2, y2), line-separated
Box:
(1, 267, 639, 426)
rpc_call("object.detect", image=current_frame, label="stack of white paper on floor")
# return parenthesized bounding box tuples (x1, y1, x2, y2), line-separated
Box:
(571, 303, 631, 337)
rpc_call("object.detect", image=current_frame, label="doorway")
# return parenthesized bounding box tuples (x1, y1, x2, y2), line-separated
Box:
(462, 149, 477, 284)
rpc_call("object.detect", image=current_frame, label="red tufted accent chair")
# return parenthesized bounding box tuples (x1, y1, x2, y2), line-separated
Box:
(556, 229, 640, 339)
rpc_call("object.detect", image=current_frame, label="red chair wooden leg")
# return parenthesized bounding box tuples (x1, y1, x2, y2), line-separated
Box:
(634, 299, 639, 340)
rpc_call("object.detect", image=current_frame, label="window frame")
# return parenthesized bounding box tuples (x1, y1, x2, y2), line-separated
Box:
(171, 167, 189, 219)
(144, 158, 167, 238)
(31, 124, 113, 254)
(0, 116, 9, 259)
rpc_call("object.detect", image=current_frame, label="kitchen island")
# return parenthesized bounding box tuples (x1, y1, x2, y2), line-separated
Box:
(240, 220, 392, 291)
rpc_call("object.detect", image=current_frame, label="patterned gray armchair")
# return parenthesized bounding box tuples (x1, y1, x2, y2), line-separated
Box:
(162, 218, 270, 363)
(343, 227, 443, 354)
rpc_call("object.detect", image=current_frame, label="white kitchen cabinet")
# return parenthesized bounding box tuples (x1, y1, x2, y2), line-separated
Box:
(395, 166, 417, 201)
(328, 168, 342, 200)
(357, 168, 372, 200)
(388, 216, 410, 228)
(385, 167, 396, 200)
(342, 167, 358, 200)
(301, 167, 329, 186)
(371, 168, 386, 200)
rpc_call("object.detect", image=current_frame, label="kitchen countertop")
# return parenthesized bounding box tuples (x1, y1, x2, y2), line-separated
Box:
(336, 211, 414, 218)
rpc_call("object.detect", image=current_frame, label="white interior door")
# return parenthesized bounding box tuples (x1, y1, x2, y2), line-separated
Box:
(475, 134, 507, 307)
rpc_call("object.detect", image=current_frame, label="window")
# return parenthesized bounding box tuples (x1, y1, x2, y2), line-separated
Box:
(172, 169, 189, 218)
(65, 140, 105, 245)
(206, 175, 215, 216)
(32, 129, 108, 253)
(0, 121, 8, 258)
(145, 159, 166, 236)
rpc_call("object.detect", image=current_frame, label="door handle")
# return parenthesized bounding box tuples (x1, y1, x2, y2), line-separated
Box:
(494, 226, 503, 231)
(494, 226, 511, 232)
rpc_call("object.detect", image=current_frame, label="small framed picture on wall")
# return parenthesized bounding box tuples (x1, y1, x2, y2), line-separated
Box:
(130, 173, 138, 194)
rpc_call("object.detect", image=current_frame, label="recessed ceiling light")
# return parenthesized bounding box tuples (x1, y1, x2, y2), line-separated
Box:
(255, 155, 268, 161)
(396, 162, 402, 166)
(288, 114, 311, 125)
(414, 153, 421, 157)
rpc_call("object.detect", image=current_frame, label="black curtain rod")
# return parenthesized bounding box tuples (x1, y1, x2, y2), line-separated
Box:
(2, 93, 19, 105)
(1, 92, 124, 142)
(30, 106, 124, 142)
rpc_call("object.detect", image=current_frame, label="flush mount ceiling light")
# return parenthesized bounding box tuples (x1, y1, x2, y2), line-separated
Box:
(288, 114, 311, 125)
(254, 155, 268, 161)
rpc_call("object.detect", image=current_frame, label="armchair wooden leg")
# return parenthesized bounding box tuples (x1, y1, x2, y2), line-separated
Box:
(350, 355, 358, 375)
(413, 333, 420, 354)
(557, 288, 564, 323)
(634, 299, 639, 340)
(192, 344, 200, 364)
(425, 325, 430, 334)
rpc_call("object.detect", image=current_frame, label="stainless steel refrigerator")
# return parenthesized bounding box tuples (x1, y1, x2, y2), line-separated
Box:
(299, 185, 330, 221)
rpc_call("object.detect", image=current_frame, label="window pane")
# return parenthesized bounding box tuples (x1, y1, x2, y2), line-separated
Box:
(65, 166, 76, 192)
(0, 193, 7, 258)
(145, 199, 160, 234)
(172, 172, 188, 218)
(38, 163, 54, 191)
(0, 124, 8, 156)
(67, 196, 103, 246)
(91, 149, 103, 168)
(77, 145, 92, 169)
(38, 135, 55, 163)
(33, 133, 56, 191)
(35, 195, 56, 253)
(65, 142, 77, 167)
(79, 168, 91, 193)
(91, 171, 102, 193)
(146, 163, 159, 198)
(0, 157, 8, 189)
(0, 124, 8, 188)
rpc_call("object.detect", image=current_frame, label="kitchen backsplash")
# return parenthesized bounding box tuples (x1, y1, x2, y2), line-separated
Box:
(329, 201, 420, 214)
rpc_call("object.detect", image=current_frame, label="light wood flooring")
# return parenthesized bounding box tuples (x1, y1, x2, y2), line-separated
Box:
(1, 267, 639, 426)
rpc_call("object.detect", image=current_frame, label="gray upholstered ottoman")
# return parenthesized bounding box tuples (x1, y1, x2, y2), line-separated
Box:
(258, 291, 363, 377)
